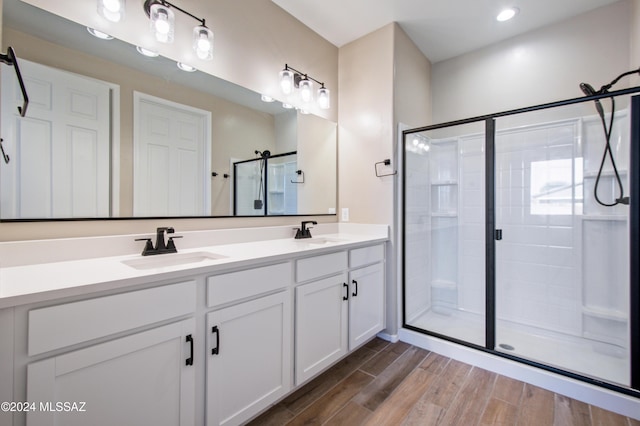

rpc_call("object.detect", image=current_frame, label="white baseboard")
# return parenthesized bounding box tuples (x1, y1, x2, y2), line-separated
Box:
(377, 332, 399, 343)
(399, 328, 640, 420)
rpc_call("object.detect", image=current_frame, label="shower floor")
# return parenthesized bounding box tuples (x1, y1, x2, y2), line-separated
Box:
(408, 308, 629, 387)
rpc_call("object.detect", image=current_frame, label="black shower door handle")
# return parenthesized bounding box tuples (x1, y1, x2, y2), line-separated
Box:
(352, 280, 358, 297)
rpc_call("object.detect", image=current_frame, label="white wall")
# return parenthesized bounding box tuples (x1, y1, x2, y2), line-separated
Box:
(338, 23, 432, 337)
(431, 0, 633, 124)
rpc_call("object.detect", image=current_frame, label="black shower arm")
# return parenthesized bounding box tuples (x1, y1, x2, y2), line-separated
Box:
(0, 47, 29, 117)
(599, 66, 640, 94)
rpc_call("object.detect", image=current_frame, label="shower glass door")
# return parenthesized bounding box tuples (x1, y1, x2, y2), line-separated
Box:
(493, 100, 631, 386)
(404, 122, 486, 347)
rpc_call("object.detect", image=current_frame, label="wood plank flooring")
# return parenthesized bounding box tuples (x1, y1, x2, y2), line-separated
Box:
(249, 338, 639, 426)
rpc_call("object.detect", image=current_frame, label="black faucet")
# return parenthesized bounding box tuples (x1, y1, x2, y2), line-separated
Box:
(135, 227, 182, 256)
(295, 221, 317, 239)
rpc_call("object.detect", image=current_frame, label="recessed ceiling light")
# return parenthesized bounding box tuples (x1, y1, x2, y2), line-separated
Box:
(136, 46, 159, 57)
(261, 94, 275, 102)
(86, 27, 113, 40)
(496, 7, 519, 22)
(177, 62, 196, 72)
(282, 103, 294, 109)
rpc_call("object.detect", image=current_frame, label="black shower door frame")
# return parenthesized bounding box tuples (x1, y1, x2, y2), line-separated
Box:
(401, 87, 640, 397)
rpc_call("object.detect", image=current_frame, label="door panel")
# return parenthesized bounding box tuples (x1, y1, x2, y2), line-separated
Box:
(134, 92, 211, 216)
(1, 60, 111, 218)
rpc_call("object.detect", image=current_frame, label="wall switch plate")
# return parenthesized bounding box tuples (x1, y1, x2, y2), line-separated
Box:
(341, 208, 349, 222)
(328, 207, 336, 214)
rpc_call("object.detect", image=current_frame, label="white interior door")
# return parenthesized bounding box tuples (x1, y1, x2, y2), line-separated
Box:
(1, 60, 111, 218)
(133, 92, 211, 216)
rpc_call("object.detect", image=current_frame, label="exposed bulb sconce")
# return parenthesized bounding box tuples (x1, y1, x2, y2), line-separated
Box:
(97, 0, 125, 23)
(279, 64, 330, 109)
(142, 0, 213, 60)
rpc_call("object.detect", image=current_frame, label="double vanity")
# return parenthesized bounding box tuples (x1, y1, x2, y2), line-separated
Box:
(0, 223, 388, 426)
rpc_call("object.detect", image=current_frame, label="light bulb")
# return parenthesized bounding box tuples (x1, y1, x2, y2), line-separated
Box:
(103, 0, 121, 13)
(155, 12, 169, 34)
(98, 0, 125, 22)
(279, 69, 294, 95)
(177, 62, 196, 72)
(496, 7, 519, 22)
(193, 26, 213, 60)
(150, 4, 174, 43)
(299, 78, 313, 103)
(317, 87, 330, 109)
(87, 27, 114, 40)
(136, 46, 159, 57)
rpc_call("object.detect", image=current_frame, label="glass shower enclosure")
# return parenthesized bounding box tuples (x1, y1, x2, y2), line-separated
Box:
(402, 89, 640, 394)
(233, 151, 298, 216)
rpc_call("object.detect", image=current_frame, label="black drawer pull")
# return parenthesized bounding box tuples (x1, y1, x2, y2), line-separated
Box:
(211, 326, 220, 355)
(352, 279, 358, 297)
(343, 283, 349, 300)
(185, 334, 194, 366)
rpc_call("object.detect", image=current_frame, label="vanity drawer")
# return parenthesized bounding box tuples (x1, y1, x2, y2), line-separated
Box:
(28, 280, 196, 356)
(296, 251, 348, 283)
(350, 244, 384, 268)
(207, 262, 291, 308)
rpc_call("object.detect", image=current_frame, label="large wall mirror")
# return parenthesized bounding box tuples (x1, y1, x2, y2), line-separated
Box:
(0, 0, 337, 219)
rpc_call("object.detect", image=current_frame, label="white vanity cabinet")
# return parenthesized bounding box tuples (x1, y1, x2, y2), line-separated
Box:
(294, 245, 385, 385)
(205, 263, 292, 426)
(348, 245, 386, 350)
(25, 281, 197, 426)
(1, 229, 388, 426)
(295, 271, 349, 384)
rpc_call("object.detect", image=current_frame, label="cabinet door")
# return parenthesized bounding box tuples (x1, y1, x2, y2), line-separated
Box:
(206, 291, 291, 426)
(27, 319, 196, 426)
(349, 263, 385, 350)
(295, 273, 348, 385)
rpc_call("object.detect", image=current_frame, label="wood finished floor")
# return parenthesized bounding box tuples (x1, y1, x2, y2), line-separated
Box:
(249, 339, 639, 426)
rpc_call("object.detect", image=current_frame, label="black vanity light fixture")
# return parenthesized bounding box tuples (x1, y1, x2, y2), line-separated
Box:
(279, 64, 330, 110)
(96, 0, 213, 61)
(143, 0, 214, 61)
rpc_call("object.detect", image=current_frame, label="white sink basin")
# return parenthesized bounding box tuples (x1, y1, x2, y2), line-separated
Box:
(294, 237, 344, 245)
(122, 251, 227, 270)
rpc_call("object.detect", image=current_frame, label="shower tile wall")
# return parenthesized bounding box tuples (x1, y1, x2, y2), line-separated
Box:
(404, 149, 431, 322)
(458, 135, 485, 315)
(495, 122, 581, 335)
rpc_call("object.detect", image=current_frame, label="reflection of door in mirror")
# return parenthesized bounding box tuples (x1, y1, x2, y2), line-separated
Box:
(133, 92, 212, 217)
(1, 60, 113, 219)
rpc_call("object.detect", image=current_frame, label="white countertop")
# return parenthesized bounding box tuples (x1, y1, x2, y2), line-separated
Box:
(0, 224, 388, 308)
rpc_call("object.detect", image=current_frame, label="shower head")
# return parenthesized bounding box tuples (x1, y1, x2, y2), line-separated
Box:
(579, 82, 605, 120)
(579, 82, 597, 97)
(254, 150, 271, 158)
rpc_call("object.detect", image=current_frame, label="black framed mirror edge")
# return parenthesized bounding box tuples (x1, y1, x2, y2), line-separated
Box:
(0, 214, 337, 223)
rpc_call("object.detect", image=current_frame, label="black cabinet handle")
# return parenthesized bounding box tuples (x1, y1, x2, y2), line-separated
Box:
(211, 326, 220, 355)
(185, 334, 194, 366)
(352, 279, 358, 297)
(343, 283, 349, 300)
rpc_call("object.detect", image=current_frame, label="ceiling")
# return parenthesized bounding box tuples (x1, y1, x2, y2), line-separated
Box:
(272, 0, 620, 63)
